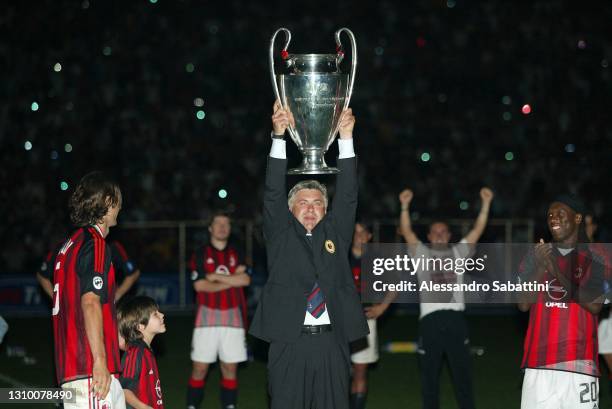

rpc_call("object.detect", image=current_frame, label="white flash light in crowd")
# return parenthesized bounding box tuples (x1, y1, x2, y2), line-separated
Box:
(460, 201, 469, 210)
(64, 144, 73, 153)
(50, 151, 59, 160)
(53, 63, 62, 72)
(24, 141, 33, 151)
(103, 46, 112, 56)
(505, 152, 514, 161)
(186, 63, 195, 73)
(194, 98, 204, 107)
(31, 102, 39, 111)
(218, 189, 228, 199)
(420, 152, 430, 162)
(60, 181, 69, 191)
(565, 144, 576, 153)
(196, 110, 205, 120)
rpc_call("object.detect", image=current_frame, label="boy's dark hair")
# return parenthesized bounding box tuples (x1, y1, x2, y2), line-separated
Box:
(118, 296, 159, 343)
(69, 171, 121, 227)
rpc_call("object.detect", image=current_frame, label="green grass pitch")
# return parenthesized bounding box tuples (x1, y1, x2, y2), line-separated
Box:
(1, 313, 610, 408)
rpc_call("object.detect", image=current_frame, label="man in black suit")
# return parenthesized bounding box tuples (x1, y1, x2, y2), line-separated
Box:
(250, 101, 369, 409)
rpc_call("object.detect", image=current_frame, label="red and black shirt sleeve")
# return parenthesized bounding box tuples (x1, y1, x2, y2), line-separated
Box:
(119, 345, 143, 391)
(39, 242, 64, 281)
(190, 250, 206, 282)
(76, 236, 112, 303)
(38, 250, 56, 280)
(111, 241, 138, 279)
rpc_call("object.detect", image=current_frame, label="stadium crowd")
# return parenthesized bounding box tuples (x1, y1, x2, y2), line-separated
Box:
(1, 0, 611, 273)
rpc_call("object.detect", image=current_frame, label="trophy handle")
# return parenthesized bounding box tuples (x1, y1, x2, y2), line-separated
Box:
(329, 27, 357, 149)
(269, 28, 292, 109)
(334, 27, 357, 111)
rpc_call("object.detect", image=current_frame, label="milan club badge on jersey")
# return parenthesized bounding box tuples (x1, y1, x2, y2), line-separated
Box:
(325, 240, 336, 254)
(93, 276, 103, 290)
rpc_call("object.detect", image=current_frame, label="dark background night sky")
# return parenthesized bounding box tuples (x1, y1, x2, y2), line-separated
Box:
(2, 0, 611, 273)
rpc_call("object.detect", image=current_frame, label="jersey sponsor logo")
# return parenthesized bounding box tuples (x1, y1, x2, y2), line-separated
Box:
(191, 270, 199, 281)
(229, 255, 236, 267)
(215, 265, 230, 276)
(93, 276, 104, 290)
(545, 302, 568, 308)
(206, 257, 214, 264)
(149, 369, 154, 375)
(546, 278, 567, 301)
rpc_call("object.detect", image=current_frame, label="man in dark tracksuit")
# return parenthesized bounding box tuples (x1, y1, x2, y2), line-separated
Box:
(250, 101, 369, 409)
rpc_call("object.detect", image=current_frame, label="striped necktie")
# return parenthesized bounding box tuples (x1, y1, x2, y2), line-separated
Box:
(307, 282, 326, 318)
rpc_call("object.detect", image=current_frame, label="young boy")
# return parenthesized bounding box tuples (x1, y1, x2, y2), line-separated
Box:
(118, 296, 166, 409)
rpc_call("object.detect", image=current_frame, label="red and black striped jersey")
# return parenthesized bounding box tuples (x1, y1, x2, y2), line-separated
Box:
(520, 246, 605, 376)
(120, 339, 164, 409)
(110, 241, 138, 284)
(38, 241, 64, 280)
(41, 240, 137, 283)
(52, 226, 121, 384)
(189, 244, 247, 328)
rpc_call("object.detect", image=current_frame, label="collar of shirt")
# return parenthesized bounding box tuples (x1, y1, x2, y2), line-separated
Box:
(130, 338, 153, 351)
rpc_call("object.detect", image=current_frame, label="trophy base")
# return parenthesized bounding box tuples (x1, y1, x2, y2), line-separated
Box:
(287, 166, 339, 175)
(287, 150, 340, 175)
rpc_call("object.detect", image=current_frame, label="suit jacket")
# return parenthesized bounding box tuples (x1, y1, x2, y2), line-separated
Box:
(249, 156, 369, 343)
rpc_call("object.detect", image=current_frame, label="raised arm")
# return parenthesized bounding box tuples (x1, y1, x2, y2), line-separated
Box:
(330, 109, 358, 243)
(263, 101, 293, 240)
(463, 187, 494, 244)
(398, 189, 420, 246)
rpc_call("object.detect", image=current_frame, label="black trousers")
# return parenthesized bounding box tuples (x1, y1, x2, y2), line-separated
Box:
(268, 331, 351, 409)
(418, 310, 475, 409)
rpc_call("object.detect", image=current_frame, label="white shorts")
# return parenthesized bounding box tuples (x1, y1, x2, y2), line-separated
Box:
(350, 319, 379, 364)
(598, 318, 612, 354)
(191, 326, 247, 364)
(521, 368, 599, 409)
(62, 376, 125, 409)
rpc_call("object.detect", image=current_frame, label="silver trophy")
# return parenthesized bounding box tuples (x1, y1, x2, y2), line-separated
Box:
(269, 28, 357, 174)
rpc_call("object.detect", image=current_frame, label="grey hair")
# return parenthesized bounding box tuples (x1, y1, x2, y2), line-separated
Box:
(287, 180, 329, 209)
